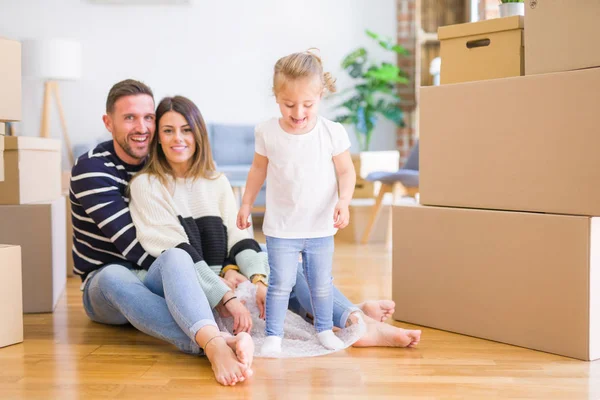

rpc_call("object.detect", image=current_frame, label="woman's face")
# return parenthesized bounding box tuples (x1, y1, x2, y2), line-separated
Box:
(158, 111, 196, 173)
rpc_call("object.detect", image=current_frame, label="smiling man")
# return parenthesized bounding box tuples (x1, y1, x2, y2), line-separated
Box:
(70, 79, 157, 278)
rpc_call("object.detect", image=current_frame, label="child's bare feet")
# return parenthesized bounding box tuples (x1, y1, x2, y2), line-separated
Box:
(204, 336, 249, 386)
(359, 300, 395, 322)
(352, 314, 421, 348)
(223, 332, 255, 372)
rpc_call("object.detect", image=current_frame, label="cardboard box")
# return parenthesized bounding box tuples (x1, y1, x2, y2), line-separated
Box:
(420, 67, 600, 216)
(0, 197, 67, 313)
(439, 16, 523, 84)
(392, 204, 600, 361)
(351, 151, 399, 198)
(62, 170, 74, 276)
(0, 38, 21, 122)
(0, 133, 4, 182)
(525, 1, 600, 75)
(336, 198, 390, 243)
(0, 245, 23, 348)
(0, 136, 61, 205)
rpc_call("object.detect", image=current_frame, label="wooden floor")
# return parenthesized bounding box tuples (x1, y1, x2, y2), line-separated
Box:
(1, 240, 599, 399)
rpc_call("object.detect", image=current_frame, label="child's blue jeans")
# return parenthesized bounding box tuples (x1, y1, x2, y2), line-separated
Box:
(265, 235, 335, 337)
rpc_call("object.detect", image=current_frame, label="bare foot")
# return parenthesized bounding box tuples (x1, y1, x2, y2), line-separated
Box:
(359, 300, 396, 322)
(204, 337, 249, 386)
(352, 315, 421, 348)
(223, 332, 255, 375)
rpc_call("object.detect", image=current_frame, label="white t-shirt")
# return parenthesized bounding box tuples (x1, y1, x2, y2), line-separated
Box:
(255, 116, 351, 239)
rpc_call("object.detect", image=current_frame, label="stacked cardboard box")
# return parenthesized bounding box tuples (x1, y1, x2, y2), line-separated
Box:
(439, 16, 523, 84)
(0, 37, 21, 182)
(0, 245, 23, 348)
(0, 38, 24, 347)
(0, 137, 66, 314)
(393, 4, 600, 361)
(62, 170, 75, 276)
(0, 37, 66, 314)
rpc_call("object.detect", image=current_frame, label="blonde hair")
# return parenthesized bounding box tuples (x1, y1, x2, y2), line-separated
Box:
(131, 96, 218, 191)
(273, 48, 337, 96)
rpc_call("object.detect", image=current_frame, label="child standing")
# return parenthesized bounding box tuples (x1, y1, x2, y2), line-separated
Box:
(236, 50, 357, 354)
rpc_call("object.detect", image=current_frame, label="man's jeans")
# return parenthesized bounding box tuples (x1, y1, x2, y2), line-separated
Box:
(83, 248, 216, 355)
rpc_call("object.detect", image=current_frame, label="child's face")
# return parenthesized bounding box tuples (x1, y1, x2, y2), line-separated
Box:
(276, 76, 323, 134)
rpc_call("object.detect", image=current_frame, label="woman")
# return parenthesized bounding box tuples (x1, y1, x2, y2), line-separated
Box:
(129, 96, 420, 371)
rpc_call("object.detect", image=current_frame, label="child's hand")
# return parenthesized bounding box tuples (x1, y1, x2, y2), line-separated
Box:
(236, 205, 252, 230)
(333, 201, 350, 229)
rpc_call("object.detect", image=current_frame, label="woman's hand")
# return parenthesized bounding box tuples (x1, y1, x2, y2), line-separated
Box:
(224, 297, 253, 334)
(236, 205, 252, 230)
(255, 282, 267, 320)
(219, 277, 235, 290)
(223, 269, 248, 288)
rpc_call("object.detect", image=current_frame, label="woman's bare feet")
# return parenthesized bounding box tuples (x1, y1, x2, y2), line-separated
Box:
(359, 300, 396, 322)
(204, 336, 250, 386)
(223, 332, 255, 372)
(351, 314, 421, 348)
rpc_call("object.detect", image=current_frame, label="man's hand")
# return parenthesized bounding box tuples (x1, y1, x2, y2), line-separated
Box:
(333, 200, 350, 229)
(223, 269, 248, 288)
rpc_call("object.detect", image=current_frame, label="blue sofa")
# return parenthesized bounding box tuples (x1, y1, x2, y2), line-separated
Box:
(207, 123, 266, 209)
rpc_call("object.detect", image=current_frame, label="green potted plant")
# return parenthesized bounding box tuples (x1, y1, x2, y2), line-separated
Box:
(499, 0, 524, 17)
(333, 30, 408, 152)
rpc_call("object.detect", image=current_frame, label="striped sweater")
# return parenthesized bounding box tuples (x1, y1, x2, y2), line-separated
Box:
(129, 172, 268, 308)
(69, 141, 155, 281)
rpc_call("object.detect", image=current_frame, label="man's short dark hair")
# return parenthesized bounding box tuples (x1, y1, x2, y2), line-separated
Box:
(106, 79, 154, 114)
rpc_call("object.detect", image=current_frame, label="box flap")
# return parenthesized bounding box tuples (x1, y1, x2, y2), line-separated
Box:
(438, 16, 523, 40)
(4, 136, 61, 152)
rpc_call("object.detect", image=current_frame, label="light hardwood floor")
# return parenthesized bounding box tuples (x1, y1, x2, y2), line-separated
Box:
(1, 239, 598, 399)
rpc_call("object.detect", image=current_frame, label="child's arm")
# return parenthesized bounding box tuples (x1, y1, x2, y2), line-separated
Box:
(236, 152, 268, 229)
(333, 149, 356, 229)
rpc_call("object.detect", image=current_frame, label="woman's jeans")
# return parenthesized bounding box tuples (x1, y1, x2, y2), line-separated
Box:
(82, 248, 216, 355)
(82, 247, 361, 353)
(265, 236, 351, 337)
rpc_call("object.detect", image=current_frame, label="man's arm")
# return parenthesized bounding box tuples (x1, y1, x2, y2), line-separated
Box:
(70, 159, 153, 268)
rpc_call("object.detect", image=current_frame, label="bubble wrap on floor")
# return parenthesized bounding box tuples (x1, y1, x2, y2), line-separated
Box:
(213, 281, 366, 358)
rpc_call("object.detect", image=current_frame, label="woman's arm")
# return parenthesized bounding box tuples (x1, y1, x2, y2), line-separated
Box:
(129, 175, 232, 308)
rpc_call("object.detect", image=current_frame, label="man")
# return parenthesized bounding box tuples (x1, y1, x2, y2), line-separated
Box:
(70, 79, 253, 386)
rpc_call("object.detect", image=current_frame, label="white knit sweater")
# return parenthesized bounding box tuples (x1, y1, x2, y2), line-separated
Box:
(129, 172, 268, 308)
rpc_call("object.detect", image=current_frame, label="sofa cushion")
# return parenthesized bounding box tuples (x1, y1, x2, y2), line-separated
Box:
(209, 123, 255, 167)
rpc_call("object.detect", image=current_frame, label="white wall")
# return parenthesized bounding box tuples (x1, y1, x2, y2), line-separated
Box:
(0, 0, 398, 160)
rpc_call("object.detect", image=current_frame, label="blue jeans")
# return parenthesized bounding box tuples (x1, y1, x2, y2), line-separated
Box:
(265, 236, 337, 337)
(289, 263, 359, 329)
(82, 248, 216, 355)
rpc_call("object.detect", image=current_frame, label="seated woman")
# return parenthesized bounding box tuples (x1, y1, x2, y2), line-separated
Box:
(129, 96, 421, 363)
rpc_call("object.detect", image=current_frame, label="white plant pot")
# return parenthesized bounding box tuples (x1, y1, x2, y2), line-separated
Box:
(499, 2, 525, 17)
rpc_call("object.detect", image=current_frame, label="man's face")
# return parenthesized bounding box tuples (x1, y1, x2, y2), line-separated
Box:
(102, 94, 155, 165)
